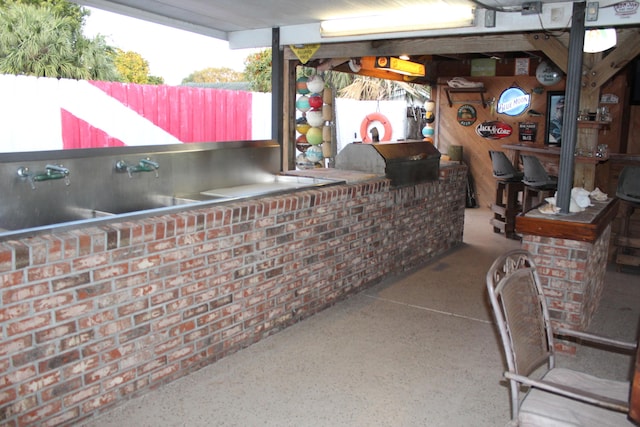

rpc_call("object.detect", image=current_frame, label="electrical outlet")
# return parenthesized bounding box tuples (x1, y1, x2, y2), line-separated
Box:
(485, 9, 496, 27)
(522, 1, 542, 15)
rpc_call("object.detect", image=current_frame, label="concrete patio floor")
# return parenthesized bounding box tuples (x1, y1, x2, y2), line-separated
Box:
(83, 208, 640, 427)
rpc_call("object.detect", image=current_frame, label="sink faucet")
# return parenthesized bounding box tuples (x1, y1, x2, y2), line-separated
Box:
(115, 158, 160, 178)
(17, 164, 70, 189)
(17, 166, 35, 190)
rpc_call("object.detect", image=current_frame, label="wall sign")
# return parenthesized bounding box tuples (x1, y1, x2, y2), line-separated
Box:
(497, 86, 530, 116)
(456, 104, 477, 126)
(476, 121, 513, 139)
(535, 61, 562, 86)
(518, 122, 537, 142)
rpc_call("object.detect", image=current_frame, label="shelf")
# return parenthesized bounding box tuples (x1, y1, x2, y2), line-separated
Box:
(444, 87, 486, 108)
(577, 121, 611, 130)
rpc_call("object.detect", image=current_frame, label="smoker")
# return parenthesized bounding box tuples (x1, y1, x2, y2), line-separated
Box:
(335, 141, 441, 186)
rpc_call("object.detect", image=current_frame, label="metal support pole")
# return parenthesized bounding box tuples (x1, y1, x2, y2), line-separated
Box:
(557, 2, 586, 214)
(271, 28, 284, 168)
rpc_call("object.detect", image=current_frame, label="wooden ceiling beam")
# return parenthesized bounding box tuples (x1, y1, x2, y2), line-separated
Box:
(284, 33, 569, 61)
(583, 28, 640, 93)
(525, 32, 569, 73)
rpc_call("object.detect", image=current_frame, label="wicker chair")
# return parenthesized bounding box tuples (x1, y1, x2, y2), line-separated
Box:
(486, 249, 638, 426)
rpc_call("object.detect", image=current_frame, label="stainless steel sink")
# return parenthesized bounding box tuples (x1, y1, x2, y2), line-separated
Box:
(201, 175, 341, 198)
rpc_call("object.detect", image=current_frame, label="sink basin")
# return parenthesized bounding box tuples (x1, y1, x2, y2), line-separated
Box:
(201, 175, 342, 198)
(99, 195, 195, 214)
(0, 207, 114, 231)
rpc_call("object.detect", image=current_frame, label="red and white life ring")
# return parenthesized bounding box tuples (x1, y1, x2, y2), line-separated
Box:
(360, 113, 392, 143)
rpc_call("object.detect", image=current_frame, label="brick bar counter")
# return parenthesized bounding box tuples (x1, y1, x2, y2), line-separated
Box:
(516, 198, 619, 354)
(0, 164, 466, 426)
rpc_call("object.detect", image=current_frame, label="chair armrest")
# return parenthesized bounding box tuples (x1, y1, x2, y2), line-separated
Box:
(554, 327, 637, 352)
(504, 372, 630, 413)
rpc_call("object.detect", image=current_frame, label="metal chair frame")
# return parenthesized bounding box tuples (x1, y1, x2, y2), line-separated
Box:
(486, 249, 638, 425)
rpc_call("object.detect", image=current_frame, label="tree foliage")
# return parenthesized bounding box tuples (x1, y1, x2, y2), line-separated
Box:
(113, 49, 150, 83)
(0, 0, 119, 80)
(244, 48, 272, 92)
(182, 67, 244, 85)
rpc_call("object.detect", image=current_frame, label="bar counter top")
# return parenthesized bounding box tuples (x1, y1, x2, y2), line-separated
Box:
(516, 197, 619, 243)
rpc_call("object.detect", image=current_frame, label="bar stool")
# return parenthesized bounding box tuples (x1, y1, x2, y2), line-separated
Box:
(521, 154, 558, 213)
(614, 166, 640, 269)
(489, 150, 524, 239)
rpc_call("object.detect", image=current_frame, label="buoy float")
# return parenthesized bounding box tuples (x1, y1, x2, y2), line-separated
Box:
(360, 113, 392, 142)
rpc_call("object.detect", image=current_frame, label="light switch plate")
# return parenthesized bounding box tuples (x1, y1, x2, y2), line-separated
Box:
(586, 2, 599, 21)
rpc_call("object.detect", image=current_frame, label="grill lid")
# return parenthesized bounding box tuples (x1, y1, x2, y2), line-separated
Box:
(335, 141, 441, 186)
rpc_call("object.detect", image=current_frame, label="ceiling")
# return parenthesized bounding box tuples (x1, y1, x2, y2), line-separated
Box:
(75, 0, 639, 48)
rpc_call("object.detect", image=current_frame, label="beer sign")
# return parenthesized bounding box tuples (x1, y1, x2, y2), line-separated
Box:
(476, 121, 513, 139)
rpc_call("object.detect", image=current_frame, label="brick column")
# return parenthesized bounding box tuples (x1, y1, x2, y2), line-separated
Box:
(521, 224, 611, 354)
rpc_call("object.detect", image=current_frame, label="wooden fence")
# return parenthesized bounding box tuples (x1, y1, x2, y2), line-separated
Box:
(0, 75, 269, 153)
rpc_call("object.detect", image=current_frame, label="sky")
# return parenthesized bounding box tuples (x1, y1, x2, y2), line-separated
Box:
(82, 7, 258, 85)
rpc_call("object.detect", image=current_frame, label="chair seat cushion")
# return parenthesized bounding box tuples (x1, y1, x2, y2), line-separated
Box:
(519, 368, 632, 426)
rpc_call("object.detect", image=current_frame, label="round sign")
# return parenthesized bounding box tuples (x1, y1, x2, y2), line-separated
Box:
(536, 61, 562, 86)
(457, 105, 477, 126)
(497, 87, 530, 116)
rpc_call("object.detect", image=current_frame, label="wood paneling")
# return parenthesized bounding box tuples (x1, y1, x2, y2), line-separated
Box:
(436, 75, 564, 208)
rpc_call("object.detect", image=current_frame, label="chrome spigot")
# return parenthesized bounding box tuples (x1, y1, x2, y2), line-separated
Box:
(17, 165, 70, 189)
(37, 164, 71, 186)
(139, 158, 159, 170)
(115, 158, 159, 178)
(17, 166, 35, 190)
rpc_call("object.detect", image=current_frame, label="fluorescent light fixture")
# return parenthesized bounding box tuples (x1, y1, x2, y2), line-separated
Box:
(374, 57, 425, 77)
(584, 28, 617, 53)
(320, 5, 475, 37)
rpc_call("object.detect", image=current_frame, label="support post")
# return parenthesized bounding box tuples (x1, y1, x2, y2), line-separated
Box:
(557, 2, 586, 214)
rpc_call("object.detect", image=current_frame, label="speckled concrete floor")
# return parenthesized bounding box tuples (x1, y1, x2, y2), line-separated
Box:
(83, 208, 640, 427)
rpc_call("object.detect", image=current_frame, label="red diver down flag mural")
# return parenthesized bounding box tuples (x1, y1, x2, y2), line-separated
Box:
(60, 80, 253, 149)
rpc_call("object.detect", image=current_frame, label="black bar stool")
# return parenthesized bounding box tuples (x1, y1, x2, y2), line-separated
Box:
(521, 154, 558, 213)
(614, 166, 640, 269)
(489, 150, 524, 239)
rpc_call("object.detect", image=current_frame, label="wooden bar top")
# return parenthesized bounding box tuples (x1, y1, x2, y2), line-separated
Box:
(515, 198, 619, 243)
(502, 144, 606, 165)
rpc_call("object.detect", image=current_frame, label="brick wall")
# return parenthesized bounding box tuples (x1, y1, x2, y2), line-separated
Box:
(521, 223, 611, 354)
(0, 165, 466, 426)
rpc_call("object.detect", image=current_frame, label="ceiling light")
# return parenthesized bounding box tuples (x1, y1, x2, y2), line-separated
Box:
(320, 5, 475, 38)
(584, 28, 617, 53)
(374, 57, 425, 77)
(399, 54, 410, 60)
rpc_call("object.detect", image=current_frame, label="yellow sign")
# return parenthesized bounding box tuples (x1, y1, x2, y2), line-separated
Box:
(290, 44, 320, 64)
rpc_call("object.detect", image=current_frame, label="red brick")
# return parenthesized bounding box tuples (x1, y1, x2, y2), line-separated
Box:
(51, 272, 90, 291)
(35, 322, 77, 344)
(0, 303, 30, 323)
(63, 384, 100, 407)
(56, 302, 94, 322)
(33, 293, 74, 312)
(102, 368, 136, 391)
(7, 313, 51, 336)
(78, 309, 115, 329)
(0, 387, 16, 406)
(18, 401, 63, 426)
(0, 336, 33, 359)
(61, 331, 95, 350)
(40, 377, 82, 402)
(41, 406, 79, 427)
(0, 271, 25, 288)
(93, 262, 129, 281)
(81, 391, 117, 413)
(27, 262, 71, 282)
(98, 319, 132, 337)
(19, 371, 60, 395)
